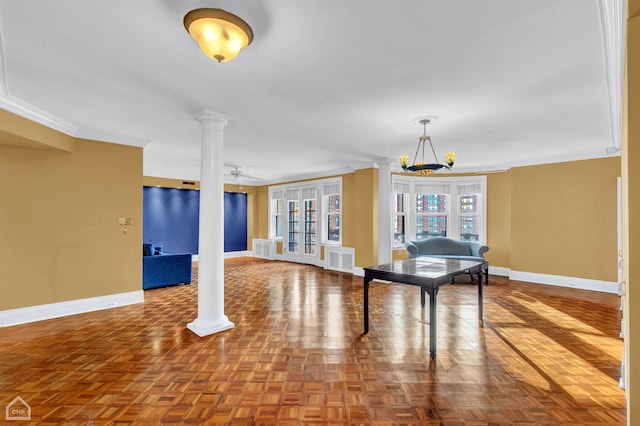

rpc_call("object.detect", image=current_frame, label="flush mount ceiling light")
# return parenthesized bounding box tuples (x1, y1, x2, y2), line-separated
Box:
(400, 116, 455, 176)
(183, 8, 254, 63)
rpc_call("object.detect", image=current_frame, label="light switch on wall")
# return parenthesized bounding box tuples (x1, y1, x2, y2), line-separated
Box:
(118, 217, 132, 226)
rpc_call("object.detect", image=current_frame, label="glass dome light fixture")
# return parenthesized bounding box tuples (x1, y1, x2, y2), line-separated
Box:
(400, 117, 455, 176)
(184, 8, 254, 63)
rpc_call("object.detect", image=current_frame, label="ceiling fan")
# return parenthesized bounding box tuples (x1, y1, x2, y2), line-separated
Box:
(224, 164, 260, 182)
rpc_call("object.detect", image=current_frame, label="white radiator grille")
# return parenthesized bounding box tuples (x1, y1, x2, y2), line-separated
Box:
(324, 246, 355, 273)
(253, 239, 276, 260)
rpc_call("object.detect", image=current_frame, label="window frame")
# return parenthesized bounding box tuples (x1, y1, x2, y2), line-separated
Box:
(268, 187, 285, 240)
(415, 193, 449, 240)
(321, 178, 342, 246)
(268, 177, 343, 247)
(391, 175, 487, 248)
(393, 192, 408, 245)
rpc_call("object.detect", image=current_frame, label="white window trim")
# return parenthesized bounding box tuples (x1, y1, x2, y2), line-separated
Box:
(320, 178, 342, 246)
(268, 185, 285, 240)
(391, 175, 487, 249)
(268, 177, 343, 246)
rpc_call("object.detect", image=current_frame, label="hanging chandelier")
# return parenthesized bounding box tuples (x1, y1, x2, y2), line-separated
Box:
(183, 8, 253, 63)
(400, 117, 455, 176)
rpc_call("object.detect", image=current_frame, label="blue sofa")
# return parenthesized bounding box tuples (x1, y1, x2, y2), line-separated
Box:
(143, 245, 193, 290)
(405, 237, 489, 284)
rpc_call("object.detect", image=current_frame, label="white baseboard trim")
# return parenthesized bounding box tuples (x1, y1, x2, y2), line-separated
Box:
(489, 266, 510, 277)
(0, 290, 145, 327)
(353, 266, 365, 277)
(509, 270, 618, 294)
(224, 250, 252, 259)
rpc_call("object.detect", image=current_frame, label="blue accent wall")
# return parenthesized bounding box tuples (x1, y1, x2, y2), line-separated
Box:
(143, 187, 200, 254)
(143, 187, 248, 254)
(224, 192, 248, 252)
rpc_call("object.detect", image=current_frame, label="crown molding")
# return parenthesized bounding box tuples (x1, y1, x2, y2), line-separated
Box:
(0, 23, 78, 136)
(0, 23, 152, 148)
(75, 127, 151, 148)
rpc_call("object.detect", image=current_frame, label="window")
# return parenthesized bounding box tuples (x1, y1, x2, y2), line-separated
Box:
(322, 180, 342, 244)
(269, 178, 342, 250)
(392, 175, 486, 247)
(269, 188, 284, 239)
(393, 182, 409, 244)
(274, 198, 284, 238)
(326, 195, 340, 241)
(458, 183, 482, 241)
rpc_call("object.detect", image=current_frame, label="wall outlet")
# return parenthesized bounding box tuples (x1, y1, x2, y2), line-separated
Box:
(106, 301, 116, 307)
(118, 217, 132, 226)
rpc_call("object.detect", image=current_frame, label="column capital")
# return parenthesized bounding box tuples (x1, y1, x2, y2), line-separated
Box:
(193, 108, 231, 127)
(374, 158, 394, 170)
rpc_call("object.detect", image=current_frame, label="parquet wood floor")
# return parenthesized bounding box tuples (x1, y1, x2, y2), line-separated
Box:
(0, 258, 625, 425)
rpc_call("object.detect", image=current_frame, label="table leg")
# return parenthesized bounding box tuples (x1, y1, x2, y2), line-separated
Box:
(364, 275, 372, 334)
(421, 286, 426, 307)
(429, 287, 439, 358)
(477, 270, 483, 325)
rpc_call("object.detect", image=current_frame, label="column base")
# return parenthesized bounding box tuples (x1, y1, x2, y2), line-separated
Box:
(187, 316, 235, 337)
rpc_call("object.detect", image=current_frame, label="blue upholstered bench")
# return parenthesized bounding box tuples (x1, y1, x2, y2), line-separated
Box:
(405, 237, 489, 284)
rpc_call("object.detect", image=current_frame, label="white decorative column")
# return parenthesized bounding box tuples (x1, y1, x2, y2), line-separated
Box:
(187, 109, 234, 337)
(377, 158, 393, 264)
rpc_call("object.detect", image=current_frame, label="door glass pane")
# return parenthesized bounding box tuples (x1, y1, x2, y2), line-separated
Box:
(288, 200, 299, 252)
(304, 199, 316, 254)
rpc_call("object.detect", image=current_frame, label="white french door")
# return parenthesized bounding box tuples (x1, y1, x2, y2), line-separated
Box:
(284, 186, 320, 265)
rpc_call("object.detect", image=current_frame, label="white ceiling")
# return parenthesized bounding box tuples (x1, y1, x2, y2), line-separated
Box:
(0, 0, 621, 184)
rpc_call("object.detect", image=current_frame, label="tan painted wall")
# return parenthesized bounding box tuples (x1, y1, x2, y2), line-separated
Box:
(485, 172, 511, 268)
(624, 2, 640, 421)
(0, 137, 143, 311)
(0, 109, 74, 152)
(352, 168, 378, 267)
(510, 158, 619, 281)
(341, 173, 356, 249)
(254, 185, 269, 243)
